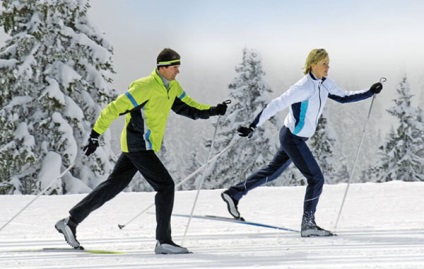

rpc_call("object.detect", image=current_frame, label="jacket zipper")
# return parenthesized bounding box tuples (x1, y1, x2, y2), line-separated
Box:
(316, 82, 322, 125)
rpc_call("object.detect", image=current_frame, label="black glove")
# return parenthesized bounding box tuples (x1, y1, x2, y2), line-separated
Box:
(210, 101, 228, 116)
(237, 125, 255, 138)
(83, 130, 100, 156)
(370, 82, 383, 94)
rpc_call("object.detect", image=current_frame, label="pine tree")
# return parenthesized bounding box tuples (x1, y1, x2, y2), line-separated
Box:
(177, 149, 203, 191)
(157, 141, 179, 188)
(366, 76, 424, 182)
(333, 155, 350, 184)
(200, 48, 282, 189)
(0, 0, 116, 194)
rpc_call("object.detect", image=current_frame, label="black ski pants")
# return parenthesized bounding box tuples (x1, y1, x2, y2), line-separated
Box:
(69, 151, 175, 243)
(228, 126, 324, 215)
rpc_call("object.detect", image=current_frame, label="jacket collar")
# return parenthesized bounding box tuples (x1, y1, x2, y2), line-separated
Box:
(154, 69, 170, 89)
(152, 69, 172, 92)
(309, 71, 327, 82)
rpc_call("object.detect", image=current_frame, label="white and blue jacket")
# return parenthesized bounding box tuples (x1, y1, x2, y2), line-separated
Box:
(251, 72, 374, 138)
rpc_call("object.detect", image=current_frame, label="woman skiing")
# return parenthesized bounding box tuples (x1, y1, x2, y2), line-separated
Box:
(221, 48, 383, 237)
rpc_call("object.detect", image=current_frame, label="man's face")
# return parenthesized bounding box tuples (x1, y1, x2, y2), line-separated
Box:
(159, 65, 180, 81)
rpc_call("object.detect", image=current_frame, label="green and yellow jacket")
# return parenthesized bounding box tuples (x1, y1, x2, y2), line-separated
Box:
(93, 69, 213, 153)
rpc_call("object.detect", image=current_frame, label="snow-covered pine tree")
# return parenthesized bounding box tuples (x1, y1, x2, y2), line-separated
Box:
(333, 155, 350, 184)
(157, 141, 180, 189)
(366, 75, 424, 182)
(177, 149, 203, 191)
(200, 48, 282, 189)
(0, 0, 116, 194)
(413, 107, 424, 163)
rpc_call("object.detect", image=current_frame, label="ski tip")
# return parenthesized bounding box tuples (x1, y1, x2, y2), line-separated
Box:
(118, 224, 125, 229)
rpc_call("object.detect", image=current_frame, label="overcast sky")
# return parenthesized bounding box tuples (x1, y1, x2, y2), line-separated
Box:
(85, 0, 424, 100)
(0, 0, 422, 164)
(1, 0, 424, 103)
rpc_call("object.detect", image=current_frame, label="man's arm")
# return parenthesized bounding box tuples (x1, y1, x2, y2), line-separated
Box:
(171, 97, 214, 119)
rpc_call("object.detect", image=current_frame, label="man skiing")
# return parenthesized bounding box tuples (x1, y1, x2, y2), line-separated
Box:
(55, 48, 228, 254)
(221, 48, 383, 237)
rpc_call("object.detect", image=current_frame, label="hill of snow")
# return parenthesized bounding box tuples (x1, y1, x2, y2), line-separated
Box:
(0, 181, 423, 268)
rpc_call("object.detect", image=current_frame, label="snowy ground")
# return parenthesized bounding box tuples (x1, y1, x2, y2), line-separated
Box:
(0, 181, 423, 269)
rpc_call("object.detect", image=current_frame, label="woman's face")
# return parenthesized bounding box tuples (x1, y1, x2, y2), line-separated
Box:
(311, 57, 330, 79)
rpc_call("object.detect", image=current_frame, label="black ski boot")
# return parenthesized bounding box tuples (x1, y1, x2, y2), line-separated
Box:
(301, 212, 335, 237)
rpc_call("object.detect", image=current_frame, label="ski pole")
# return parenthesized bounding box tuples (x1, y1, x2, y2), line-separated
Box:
(334, 77, 386, 230)
(181, 100, 231, 245)
(117, 158, 209, 229)
(118, 131, 241, 230)
(0, 155, 80, 233)
(174, 138, 241, 189)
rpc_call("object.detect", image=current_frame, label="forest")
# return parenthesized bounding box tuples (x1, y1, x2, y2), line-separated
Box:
(0, 0, 423, 195)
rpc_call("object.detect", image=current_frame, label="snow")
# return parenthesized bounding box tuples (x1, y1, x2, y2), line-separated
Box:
(14, 122, 35, 148)
(17, 46, 38, 77)
(0, 59, 18, 68)
(51, 112, 78, 162)
(37, 152, 63, 193)
(64, 96, 84, 121)
(42, 77, 66, 105)
(62, 26, 111, 63)
(4, 96, 33, 109)
(0, 181, 423, 268)
(55, 61, 82, 88)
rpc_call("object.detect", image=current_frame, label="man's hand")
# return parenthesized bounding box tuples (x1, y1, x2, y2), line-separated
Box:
(83, 130, 100, 156)
(215, 102, 227, 115)
(210, 100, 230, 116)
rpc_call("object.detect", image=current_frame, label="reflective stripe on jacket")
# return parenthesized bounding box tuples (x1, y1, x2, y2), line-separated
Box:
(93, 69, 211, 153)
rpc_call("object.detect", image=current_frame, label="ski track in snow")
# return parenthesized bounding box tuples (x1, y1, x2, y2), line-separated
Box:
(0, 182, 423, 268)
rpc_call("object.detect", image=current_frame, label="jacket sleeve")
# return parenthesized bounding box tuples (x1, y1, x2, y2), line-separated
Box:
(324, 78, 373, 103)
(171, 95, 212, 119)
(253, 83, 311, 127)
(93, 82, 146, 134)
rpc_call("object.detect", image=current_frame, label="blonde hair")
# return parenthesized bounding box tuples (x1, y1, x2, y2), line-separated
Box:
(303, 48, 328, 75)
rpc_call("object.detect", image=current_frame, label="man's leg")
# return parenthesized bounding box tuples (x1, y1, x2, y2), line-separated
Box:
(56, 153, 137, 248)
(126, 151, 189, 254)
(69, 153, 137, 223)
(126, 151, 175, 243)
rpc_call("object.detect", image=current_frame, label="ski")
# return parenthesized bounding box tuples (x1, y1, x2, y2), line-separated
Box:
(11, 247, 125, 254)
(45, 247, 125, 254)
(173, 213, 299, 233)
